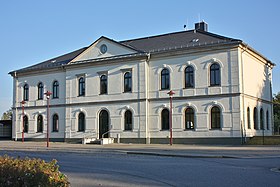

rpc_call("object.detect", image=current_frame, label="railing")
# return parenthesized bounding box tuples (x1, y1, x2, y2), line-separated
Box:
(102, 130, 110, 139)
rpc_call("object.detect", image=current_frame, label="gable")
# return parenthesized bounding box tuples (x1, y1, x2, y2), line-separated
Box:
(71, 37, 138, 62)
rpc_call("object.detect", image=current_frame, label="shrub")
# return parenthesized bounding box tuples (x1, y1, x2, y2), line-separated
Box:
(0, 155, 70, 187)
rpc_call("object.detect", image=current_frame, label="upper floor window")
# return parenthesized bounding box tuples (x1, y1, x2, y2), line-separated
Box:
(100, 75, 108, 94)
(23, 115, 28, 133)
(185, 107, 195, 130)
(124, 72, 132, 92)
(185, 66, 194, 88)
(161, 108, 169, 130)
(38, 82, 44, 100)
(78, 77, 85, 96)
(124, 110, 132, 131)
(78, 112, 85, 132)
(247, 107, 251, 129)
(23, 84, 29, 101)
(53, 114, 59, 132)
(253, 107, 258, 130)
(211, 106, 221, 129)
(161, 68, 170, 90)
(210, 63, 221, 86)
(37, 115, 43, 133)
(53, 81, 59, 99)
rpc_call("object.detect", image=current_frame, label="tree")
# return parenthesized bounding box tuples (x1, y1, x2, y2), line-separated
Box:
(1, 109, 12, 120)
(273, 92, 280, 134)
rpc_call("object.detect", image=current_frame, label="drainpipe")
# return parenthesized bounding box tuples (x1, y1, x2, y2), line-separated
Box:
(145, 53, 151, 144)
(240, 44, 248, 144)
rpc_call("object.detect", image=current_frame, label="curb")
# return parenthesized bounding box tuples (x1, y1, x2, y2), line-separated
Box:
(126, 151, 238, 159)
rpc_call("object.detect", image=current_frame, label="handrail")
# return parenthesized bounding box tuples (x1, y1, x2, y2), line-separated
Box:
(102, 130, 110, 139)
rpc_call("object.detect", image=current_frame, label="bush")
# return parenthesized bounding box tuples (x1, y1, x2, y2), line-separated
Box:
(0, 155, 70, 187)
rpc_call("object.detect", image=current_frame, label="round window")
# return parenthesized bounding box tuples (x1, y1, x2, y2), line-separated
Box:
(100, 44, 107, 54)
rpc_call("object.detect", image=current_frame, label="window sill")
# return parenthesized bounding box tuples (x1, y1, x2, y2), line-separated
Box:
(209, 85, 221, 87)
(184, 87, 195, 89)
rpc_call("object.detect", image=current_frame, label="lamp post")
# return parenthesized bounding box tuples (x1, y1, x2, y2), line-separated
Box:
(167, 90, 175, 145)
(45, 91, 52, 147)
(21, 100, 26, 143)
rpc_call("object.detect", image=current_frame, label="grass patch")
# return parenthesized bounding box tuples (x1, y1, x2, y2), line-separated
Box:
(0, 155, 69, 187)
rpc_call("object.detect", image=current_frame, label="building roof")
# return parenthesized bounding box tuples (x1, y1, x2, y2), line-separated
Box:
(120, 29, 241, 53)
(10, 47, 88, 75)
(9, 28, 273, 76)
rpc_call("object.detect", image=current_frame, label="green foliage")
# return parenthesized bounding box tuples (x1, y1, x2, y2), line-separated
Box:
(274, 92, 280, 133)
(0, 155, 70, 187)
(1, 109, 12, 120)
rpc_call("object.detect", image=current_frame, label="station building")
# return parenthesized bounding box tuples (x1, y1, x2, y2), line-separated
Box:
(9, 22, 275, 144)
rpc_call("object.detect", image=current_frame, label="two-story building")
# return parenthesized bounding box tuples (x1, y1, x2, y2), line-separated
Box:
(9, 22, 275, 144)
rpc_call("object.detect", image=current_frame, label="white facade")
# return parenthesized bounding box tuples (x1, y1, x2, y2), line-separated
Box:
(10, 28, 274, 144)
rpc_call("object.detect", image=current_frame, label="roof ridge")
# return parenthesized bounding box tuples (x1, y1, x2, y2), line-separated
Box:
(120, 30, 196, 43)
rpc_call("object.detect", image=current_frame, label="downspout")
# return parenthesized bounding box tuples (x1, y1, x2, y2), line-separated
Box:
(240, 44, 248, 144)
(13, 71, 18, 141)
(145, 53, 151, 144)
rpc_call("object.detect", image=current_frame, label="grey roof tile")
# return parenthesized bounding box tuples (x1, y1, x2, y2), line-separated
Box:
(120, 30, 241, 52)
(10, 47, 87, 74)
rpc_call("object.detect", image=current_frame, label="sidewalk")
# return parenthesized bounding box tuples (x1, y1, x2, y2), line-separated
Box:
(1, 141, 280, 159)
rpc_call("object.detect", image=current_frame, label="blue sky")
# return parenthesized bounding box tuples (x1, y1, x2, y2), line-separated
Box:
(0, 0, 279, 116)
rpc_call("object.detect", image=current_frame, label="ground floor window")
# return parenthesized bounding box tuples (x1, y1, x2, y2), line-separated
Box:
(211, 106, 221, 129)
(161, 109, 169, 130)
(185, 108, 195, 130)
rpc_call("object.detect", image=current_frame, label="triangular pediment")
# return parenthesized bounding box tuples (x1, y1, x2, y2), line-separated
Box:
(70, 36, 139, 63)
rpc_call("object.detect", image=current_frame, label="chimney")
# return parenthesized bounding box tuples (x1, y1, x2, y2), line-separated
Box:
(195, 21, 208, 32)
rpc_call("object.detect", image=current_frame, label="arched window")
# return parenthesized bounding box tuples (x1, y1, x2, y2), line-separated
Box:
(38, 82, 44, 100)
(260, 108, 264, 130)
(78, 77, 85, 96)
(211, 106, 221, 129)
(124, 72, 132, 92)
(210, 63, 221, 86)
(23, 84, 29, 101)
(185, 66, 194, 88)
(53, 81, 59, 99)
(161, 68, 170, 90)
(37, 115, 43, 133)
(100, 75, 107, 94)
(161, 109, 169, 130)
(52, 114, 59, 132)
(266, 110, 269, 130)
(185, 107, 195, 130)
(253, 107, 258, 130)
(23, 115, 28, 133)
(78, 112, 85, 131)
(124, 110, 132, 131)
(247, 107, 251, 129)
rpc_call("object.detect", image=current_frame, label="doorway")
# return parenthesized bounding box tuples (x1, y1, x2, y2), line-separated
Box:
(99, 110, 109, 139)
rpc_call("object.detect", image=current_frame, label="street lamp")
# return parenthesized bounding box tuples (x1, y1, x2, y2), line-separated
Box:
(167, 90, 175, 145)
(45, 91, 52, 147)
(21, 100, 26, 143)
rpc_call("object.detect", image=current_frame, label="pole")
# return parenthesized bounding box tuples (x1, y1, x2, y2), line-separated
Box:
(47, 96, 50, 147)
(169, 95, 173, 145)
(21, 101, 25, 142)
(45, 91, 52, 148)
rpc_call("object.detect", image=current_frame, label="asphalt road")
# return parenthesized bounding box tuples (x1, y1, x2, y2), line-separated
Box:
(1, 149, 280, 187)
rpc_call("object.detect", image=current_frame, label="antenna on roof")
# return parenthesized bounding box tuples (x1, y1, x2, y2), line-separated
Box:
(184, 18, 189, 31)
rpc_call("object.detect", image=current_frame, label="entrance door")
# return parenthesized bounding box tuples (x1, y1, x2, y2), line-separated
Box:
(99, 110, 109, 139)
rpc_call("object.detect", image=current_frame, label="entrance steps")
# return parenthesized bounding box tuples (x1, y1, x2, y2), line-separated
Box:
(82, 137, 114, 145)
